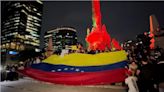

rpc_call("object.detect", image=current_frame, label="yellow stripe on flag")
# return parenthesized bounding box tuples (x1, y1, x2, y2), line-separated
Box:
(43, 50, 127, 66)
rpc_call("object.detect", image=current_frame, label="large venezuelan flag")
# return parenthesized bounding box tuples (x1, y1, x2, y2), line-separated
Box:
(19, 50, 128, 85)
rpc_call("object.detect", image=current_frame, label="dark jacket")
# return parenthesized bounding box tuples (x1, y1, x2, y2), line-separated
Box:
(138, 64, 155, 81)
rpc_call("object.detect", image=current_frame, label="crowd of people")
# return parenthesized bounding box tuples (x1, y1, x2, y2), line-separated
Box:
(46, 42, 164, 92)
(1, 62, 23, 81)
(1, 42, 164, 92)
(1, 55, 46, 81)
(124, 45, 164, 92)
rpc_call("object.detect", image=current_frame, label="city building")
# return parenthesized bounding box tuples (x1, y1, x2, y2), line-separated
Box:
(1, 1, 43, 51)
(1, 1, 43, 64)
(154, 28, 164, 49)
(44, 27, 78, 52)
(149, 15, 164, 49)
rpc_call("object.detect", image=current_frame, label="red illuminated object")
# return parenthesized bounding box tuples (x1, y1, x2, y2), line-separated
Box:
(86, 0, 121, 51)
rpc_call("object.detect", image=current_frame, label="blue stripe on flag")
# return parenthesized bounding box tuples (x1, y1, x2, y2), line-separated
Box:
(31, 61, 127, 72)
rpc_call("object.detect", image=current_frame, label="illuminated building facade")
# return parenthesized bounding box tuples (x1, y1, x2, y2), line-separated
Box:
(1, 1, 43, 52)
(44, 27, 78, 52)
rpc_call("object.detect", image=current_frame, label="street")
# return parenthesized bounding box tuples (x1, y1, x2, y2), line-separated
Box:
(1, 77, 127, 92)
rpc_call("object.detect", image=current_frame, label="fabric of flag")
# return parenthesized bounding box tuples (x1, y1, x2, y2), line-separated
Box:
(31, 61, 127, 72)
(19, 68, 127, 85)
(43, 50, 127, 66)
(19, 50, 128, 85)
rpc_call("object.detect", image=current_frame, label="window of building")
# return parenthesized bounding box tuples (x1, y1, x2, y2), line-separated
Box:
(21, 9, 28, 15)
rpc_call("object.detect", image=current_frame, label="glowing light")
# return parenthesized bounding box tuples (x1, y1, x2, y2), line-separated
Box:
(149, 15, 155, 49)
(9, 51, 18, 55)
(86, 0, 121, 51)
(111, 38, 122, 50)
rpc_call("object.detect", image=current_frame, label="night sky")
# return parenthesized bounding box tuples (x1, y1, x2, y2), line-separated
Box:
(40, 1, 164, 48)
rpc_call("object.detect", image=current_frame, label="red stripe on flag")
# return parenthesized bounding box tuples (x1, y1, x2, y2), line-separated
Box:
(19, 68, 126, 85)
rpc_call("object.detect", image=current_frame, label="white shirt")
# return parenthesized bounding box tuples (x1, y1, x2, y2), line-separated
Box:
(36, 58, 41, 63)
(60, 49, 69, 57)
(125, 76, 139, 92)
